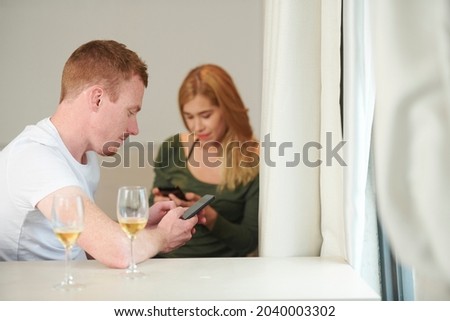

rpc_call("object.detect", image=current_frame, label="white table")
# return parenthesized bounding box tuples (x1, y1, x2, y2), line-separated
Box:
(0, 256, 379, 300)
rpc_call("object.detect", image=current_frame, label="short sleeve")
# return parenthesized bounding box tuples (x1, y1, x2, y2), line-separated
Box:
(6, 141, 83, 210)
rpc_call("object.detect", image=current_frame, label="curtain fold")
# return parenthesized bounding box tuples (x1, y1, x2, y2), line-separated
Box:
(341, 0, 381, 293)
(260, 0, 322, 257)
(319, 0, 346, 259)
(342, 0, 377, 273)
(259, 0, 344, 258)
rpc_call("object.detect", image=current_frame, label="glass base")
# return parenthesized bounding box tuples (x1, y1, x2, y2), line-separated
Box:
(121, 269, 146, 279)
(53, 281, 84, 291)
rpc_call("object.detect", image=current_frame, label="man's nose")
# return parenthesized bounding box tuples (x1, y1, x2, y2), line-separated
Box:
(128, 117, 139, 136)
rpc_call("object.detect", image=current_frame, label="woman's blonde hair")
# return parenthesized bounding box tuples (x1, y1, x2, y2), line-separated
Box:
(178, 64, 259, 190)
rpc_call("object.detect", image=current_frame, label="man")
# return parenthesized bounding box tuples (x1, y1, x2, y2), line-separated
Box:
(0, 40, 199, 268)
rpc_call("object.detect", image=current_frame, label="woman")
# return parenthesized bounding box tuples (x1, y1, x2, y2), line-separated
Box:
(149, 64, 259, 257)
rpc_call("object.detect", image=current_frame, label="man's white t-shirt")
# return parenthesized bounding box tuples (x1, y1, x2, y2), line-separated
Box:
(0, 118, 100, 261)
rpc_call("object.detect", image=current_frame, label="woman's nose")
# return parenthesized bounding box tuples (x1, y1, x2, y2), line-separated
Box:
(192, 118, 204, 132)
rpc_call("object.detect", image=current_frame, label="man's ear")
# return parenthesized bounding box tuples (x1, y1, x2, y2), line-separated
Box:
(89, 87, 104, 111)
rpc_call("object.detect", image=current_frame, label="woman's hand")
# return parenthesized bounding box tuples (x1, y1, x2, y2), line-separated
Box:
(199, 205, 219, 230)
(151, 187, 171, 203)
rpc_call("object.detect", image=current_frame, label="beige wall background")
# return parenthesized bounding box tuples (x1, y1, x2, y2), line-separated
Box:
(0, 0, 263, 218)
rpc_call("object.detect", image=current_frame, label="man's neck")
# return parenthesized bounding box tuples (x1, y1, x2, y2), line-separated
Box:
(50, 104, 89, 164)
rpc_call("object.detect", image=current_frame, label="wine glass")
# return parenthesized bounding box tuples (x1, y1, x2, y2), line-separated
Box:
(51, 193, 84, 291)
(117, 186, 149, 278)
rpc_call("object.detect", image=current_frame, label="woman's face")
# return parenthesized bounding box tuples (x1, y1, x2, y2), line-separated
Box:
(182, 94, 227, 143)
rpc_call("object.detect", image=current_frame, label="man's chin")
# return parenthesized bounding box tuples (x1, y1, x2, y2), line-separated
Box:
(101, 150, 118, 157)
(101, 141, 122, 156)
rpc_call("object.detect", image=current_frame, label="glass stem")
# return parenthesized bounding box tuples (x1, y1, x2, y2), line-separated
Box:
(129, 236, 137, 272)
(64, 246, 73, 285)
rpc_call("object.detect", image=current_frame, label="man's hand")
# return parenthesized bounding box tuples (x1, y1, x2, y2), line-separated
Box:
(154, 207, 198, 253)
(147, 200, 177, 226)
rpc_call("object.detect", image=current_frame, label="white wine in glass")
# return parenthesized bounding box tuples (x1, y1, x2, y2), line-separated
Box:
(117, 186, 149, 278)
(51, 193, 84, 291)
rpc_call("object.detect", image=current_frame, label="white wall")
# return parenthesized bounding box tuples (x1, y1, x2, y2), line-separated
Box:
(0, 0, 263, 217)
(0, 0, 263, 147)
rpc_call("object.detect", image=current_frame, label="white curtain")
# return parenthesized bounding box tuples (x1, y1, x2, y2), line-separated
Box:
(371, 0, 450, 300)
(259, 0, 381, 294)
(260, 0, 450, 300)
(342, 0, 379, 290)
(259, 0, 345, 258)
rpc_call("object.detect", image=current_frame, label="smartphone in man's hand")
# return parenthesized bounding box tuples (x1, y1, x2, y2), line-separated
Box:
(182, 194, 215, 220)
